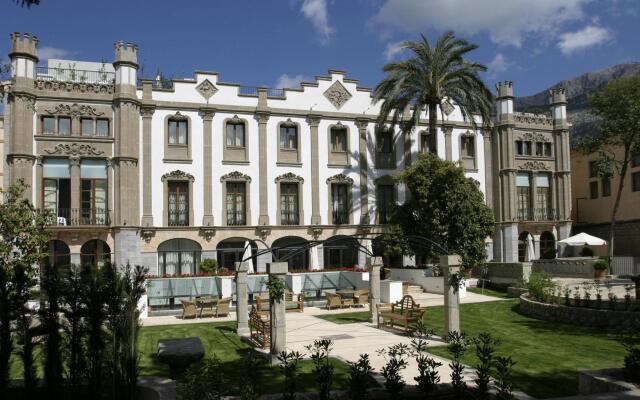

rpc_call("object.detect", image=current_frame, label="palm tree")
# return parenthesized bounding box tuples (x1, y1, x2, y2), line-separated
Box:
(373, 32, 492, 144)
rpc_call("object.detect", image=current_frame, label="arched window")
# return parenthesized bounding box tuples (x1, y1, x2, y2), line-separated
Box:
(158, 239, 202, 276)
(216, 238, 257, 271)
(372, 236, 403, 267)
(323, 235, 359, 268)
(518, 231, 530, 262)
(46, 240, 70, 270)
(273, 236, 309, 271)
(540, 231, 556, 259)
(80, 239, 111, 267)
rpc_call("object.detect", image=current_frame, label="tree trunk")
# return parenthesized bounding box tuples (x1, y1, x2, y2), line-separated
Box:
(608, 147, 631, 262)
(428, 103, 438, 149)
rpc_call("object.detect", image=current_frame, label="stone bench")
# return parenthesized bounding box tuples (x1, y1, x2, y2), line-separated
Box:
(157, 337, 205, 379)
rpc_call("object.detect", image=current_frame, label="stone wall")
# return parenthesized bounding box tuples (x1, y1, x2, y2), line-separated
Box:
(532, 257, 596, 278)
(486, 262, 531, 284)
(519, 295, 640, 330)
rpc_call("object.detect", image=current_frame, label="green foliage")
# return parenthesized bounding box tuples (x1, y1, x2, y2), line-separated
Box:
(377, 343, 409, 400)
(446, 331, 468, 399)
(593, 260, 609, 271)
(239, 351, 264, 400)
(40, 262, 64, 399)
(473, 332, 500, 400)
(410, 322, 441, 397)
(527, 272, 556, 302)
(200, 258, 219, 274)
(277, 350, 305, 400)
(178, 356, 227, 400)
(579, 247, 595, 257)
(621, 333, 640, 383)
(494, 356, 516, 400)
(387, 153, 494, 269)
(266, 275, 285, 302)
(541, 247, 557, 260)
(305, 339, 334, 400)
(348, 354, 373, 400)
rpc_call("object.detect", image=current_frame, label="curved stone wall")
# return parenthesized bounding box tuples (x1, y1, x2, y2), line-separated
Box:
(519, 295, 640, 330)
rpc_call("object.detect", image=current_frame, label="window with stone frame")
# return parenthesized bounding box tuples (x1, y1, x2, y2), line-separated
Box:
(376, 128, 395, 168)
(42, 116, 55, 135)
(168, 181, 189, 226)
(81, 118, 94, 136)
(602, 178, 611, 197)
(331, 127, 347, 152)
(226, 182, 246, 225)
(516, 173, 531, 220)
(460, 135, 476, 169)
(377, 184, 394, 224)
(420, 131, 436, 154)
(544, 142, 552, 157)
(589, 161, 598, 178)
(58, 117, 71, 136)
(80, 160, 108, 225)
(96, 119, 109, 137)
(590, 181, 599, 199)
(168, 119, 188, 145)
(226, 121, 246, 147)
(280, 183, 299, 225)
(331, 183, 349, 224)
(534, 174, 551, 220)
(280, 125, 298, 150)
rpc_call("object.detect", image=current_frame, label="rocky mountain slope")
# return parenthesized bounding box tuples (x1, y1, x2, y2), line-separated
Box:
(515, 63, 640, 145)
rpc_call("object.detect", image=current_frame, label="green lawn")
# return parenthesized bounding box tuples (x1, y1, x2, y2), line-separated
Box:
(467, 286, 510, 298)
(317, 300, 626, 398)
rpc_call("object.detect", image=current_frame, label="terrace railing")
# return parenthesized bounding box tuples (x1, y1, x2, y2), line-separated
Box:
(36, 67, 115, 85)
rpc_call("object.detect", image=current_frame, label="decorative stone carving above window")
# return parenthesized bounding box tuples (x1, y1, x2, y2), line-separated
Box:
(513, 112, 553, 126)
(517, 131, 550, 142)
(323, 81, 352, 110)
(280, 118, 296, 128)
(326, 173, 354, 185)
(34, 80, 115, 94)
(220, 171, 252, 182)
(274, 172, 304, 183)
(44, 103, 104, 119)
(518, 161, 550, 171)
(441, 100, 455, 116)
(196, 79, 218, 101)
(169, 111, 188, 121)
(161, 170, 195, 182)
(44, 143, 104, 156)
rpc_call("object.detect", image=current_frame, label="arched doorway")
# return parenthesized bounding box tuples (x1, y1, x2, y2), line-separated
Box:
(540, 231, 556, 259)
(372, 236, 403, 267)
(323, 235, 359, 268)
(80, 239, 111, 267)
(272, 236, 309, 271)
(158, 239, 202, 276)
(518, 231, 530, 262)
(216, 238, 257, 271)
(46, 240, 71, 271)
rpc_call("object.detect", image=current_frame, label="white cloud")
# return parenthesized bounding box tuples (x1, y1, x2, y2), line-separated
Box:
(300, 0, 335, 44)
(487, 53, 512, 73)
(383, 41, 405, 61)
(38, 46, 73, 60)
(275, 73, 311, 89)
(372, 0, 590, 47)
(557, 25, 613, 55)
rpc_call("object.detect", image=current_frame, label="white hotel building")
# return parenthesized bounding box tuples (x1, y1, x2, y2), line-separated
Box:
(2, 33, 572, 275)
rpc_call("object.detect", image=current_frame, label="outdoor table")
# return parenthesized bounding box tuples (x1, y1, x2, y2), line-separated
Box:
(196, 296, 219, 317)
(336, 289, 356, 298)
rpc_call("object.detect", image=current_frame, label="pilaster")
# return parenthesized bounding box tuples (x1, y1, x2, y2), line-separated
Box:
(444, 125, 453, 161)
(141, 106, 155, 227)
(307, 115, 322, 225)
(356, 118, 369, 224)
(69, 156, 81, 212)
(255, 112, 270, 226)
(483, 130, 493, 208)
(200, 108, 215, 226)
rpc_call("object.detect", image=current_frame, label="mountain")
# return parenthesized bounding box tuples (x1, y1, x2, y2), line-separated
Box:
(515, 63, 640, 145)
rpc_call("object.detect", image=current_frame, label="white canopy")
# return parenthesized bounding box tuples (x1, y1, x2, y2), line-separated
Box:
(558, 232, 607, 246)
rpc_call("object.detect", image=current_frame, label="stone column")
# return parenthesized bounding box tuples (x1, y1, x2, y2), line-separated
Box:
(307, 115, 322, 224)
(441, 255, 461, 334)
(34, 157, 43, 208)
(444, 125, 453, 161)
(483, 130, 493, 208)
(70, 156, 81, 221)
(235, 261, 250, 336)
(256, 112, 270, 226)
(200, 108, 215, 226)
(368, 257, 382, 324)
(106, 158, 113, 224)
(141, 106, 155, 226)
(356, 118, 369, 224)
(268, 262, 288, 356)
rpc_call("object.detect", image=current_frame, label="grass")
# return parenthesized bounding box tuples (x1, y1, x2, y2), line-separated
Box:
(316, 311, 371, 324)
(467, 286, 511, 298)
(316, 300, 627, 398)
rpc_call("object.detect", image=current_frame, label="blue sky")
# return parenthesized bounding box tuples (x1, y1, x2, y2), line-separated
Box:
(2, 0, 640, 96)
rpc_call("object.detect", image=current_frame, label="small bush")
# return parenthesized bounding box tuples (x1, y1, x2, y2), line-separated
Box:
(580, 247, 595, 257)
(527, 272, 556, 302)
(348, 354, 374, 400)
(494, 356, 516, 400)
(178, 356, 227, 400)
(377, 343, 410, 400)
(621, 333, 640, 383)
(278, 350, 305, 400)
(593, 260, 609, 271)
(446, 331, 468, 399)
(306, 339, 334, 400)
(200, 258, 219, 274)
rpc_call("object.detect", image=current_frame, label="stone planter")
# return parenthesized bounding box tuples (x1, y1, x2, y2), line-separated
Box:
(507, 287, 528, 298)
(594, 268, 608, 279)
(579, 368, 640, 396)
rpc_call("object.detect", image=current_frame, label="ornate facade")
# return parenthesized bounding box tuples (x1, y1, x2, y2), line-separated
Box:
(1, 33, 571, 274)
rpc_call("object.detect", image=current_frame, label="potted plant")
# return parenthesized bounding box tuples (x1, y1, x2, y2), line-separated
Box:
(593, 260, 608, 279)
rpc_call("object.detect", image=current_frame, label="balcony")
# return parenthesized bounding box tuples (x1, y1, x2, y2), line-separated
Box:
(36, 67, 115, 85)
(45, 208, 111, 226)
(516, 208, 558, 222)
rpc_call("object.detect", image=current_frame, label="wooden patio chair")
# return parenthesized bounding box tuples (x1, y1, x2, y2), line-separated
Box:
(214, 297, 231, 317)
(180, 299, 197, 319)
(325, 292, 343, 309)
(353, 289, 369, 307)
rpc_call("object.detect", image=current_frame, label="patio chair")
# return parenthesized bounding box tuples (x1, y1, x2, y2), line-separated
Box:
(325, 292, 342, 310)
(353, 289, 369, 307)
(376, 303, 392, 328)
(214, 297, 231, 317)
(180, 299, 197, 319)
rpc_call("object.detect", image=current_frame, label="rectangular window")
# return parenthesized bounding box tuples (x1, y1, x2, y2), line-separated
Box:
(544, 142, 552, 157)
(96, 119, 109, 137)
(58, 117, 71, 136)
(168, 181, 189, 226)
(535, 142, 544, 156)
(377, 184, 394, 224)
(280, 183, 299, 225)
(516, 173, 531, 220)
(632, 153, 640, 168)
(515, 140, 523, 155)
(523, 141, 532, 155)
(81, 118, 94, 136)
(226, 182, 246, 225)
(42, 116, 55, 134)
(43, 159, 71, 225)
(632, 172, 640, 192)
(279, 126, 298, 150)
(589, 161, 597, 178)
(81, 179, 108, 225)
(226, 122, 245, 147)
(590, 181, 599, 199)
(377, 130, 393, 153)
(535, 174, 551, 220)
(331, 128, 347, 152)
(168, 119, 188, 145)
(602, 178, 611, 197)
(461, 136, 475, 158)
(421, 132, 436, 154)
(331, 184, 349, 224)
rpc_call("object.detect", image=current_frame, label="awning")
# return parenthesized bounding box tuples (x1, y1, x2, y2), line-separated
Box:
(558, 232, 607, 246)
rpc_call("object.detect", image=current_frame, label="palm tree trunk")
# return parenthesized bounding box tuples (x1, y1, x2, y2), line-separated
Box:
(428, 103, 438, 148)
(608, 147, 631, 262)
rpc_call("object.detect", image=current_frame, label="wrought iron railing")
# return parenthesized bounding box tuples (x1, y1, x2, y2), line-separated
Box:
(238, 86, 286, 98)
(44, 208, 111, 226)
(36, 67, 115, 85)
(516, 208, 557, 222)
(281, 211, 299, 226)
(168, 211, 189, 227)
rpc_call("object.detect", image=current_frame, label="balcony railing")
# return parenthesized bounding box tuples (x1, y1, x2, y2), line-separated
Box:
(238, 86, 286, 98)
(36, 67, 115, 85)
(516, 208, 558, 222)
(281, 212, 299, 226)
(44, 208, 111, 226)
(227, 211, 246, 226)
(332, 210, 349, 225)
(168, 211, 189, 227)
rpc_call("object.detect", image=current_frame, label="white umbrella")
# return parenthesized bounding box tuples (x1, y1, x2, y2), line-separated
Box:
(310, 245, 319, 271)
(558, 232, 607, 246)
(526, 234, 536, 261)
(242, 240, 254, 273)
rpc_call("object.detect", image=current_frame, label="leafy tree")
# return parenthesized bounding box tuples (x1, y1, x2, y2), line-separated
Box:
(40, 260, 64, 399)
(388, 153, 494, 268)
(373, 32, 492, 147)
(579, 77, 640, 261)
(0, 181, 49, 396)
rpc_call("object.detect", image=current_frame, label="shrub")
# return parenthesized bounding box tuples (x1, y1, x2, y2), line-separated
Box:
(200, 258, 219, 274)
(473, 332, 499, 400)
(239, 350, 263, 400)
(593, 260, 609, 271)
(527, 272, 555, 302)
(541, 247, 557, 260)
(278, 350, 305, 400)
(410, 321, 441, 397)
(178, 356, 227, 400)
(348, 354, 373, 400)
(446, 331, 468, 399)
(494, 356, 516, 400)
(306, 339, 334, 400)
(377, 343, 409, 400)
(580, 247, 595, 257)
(621, 333, 640, 383)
